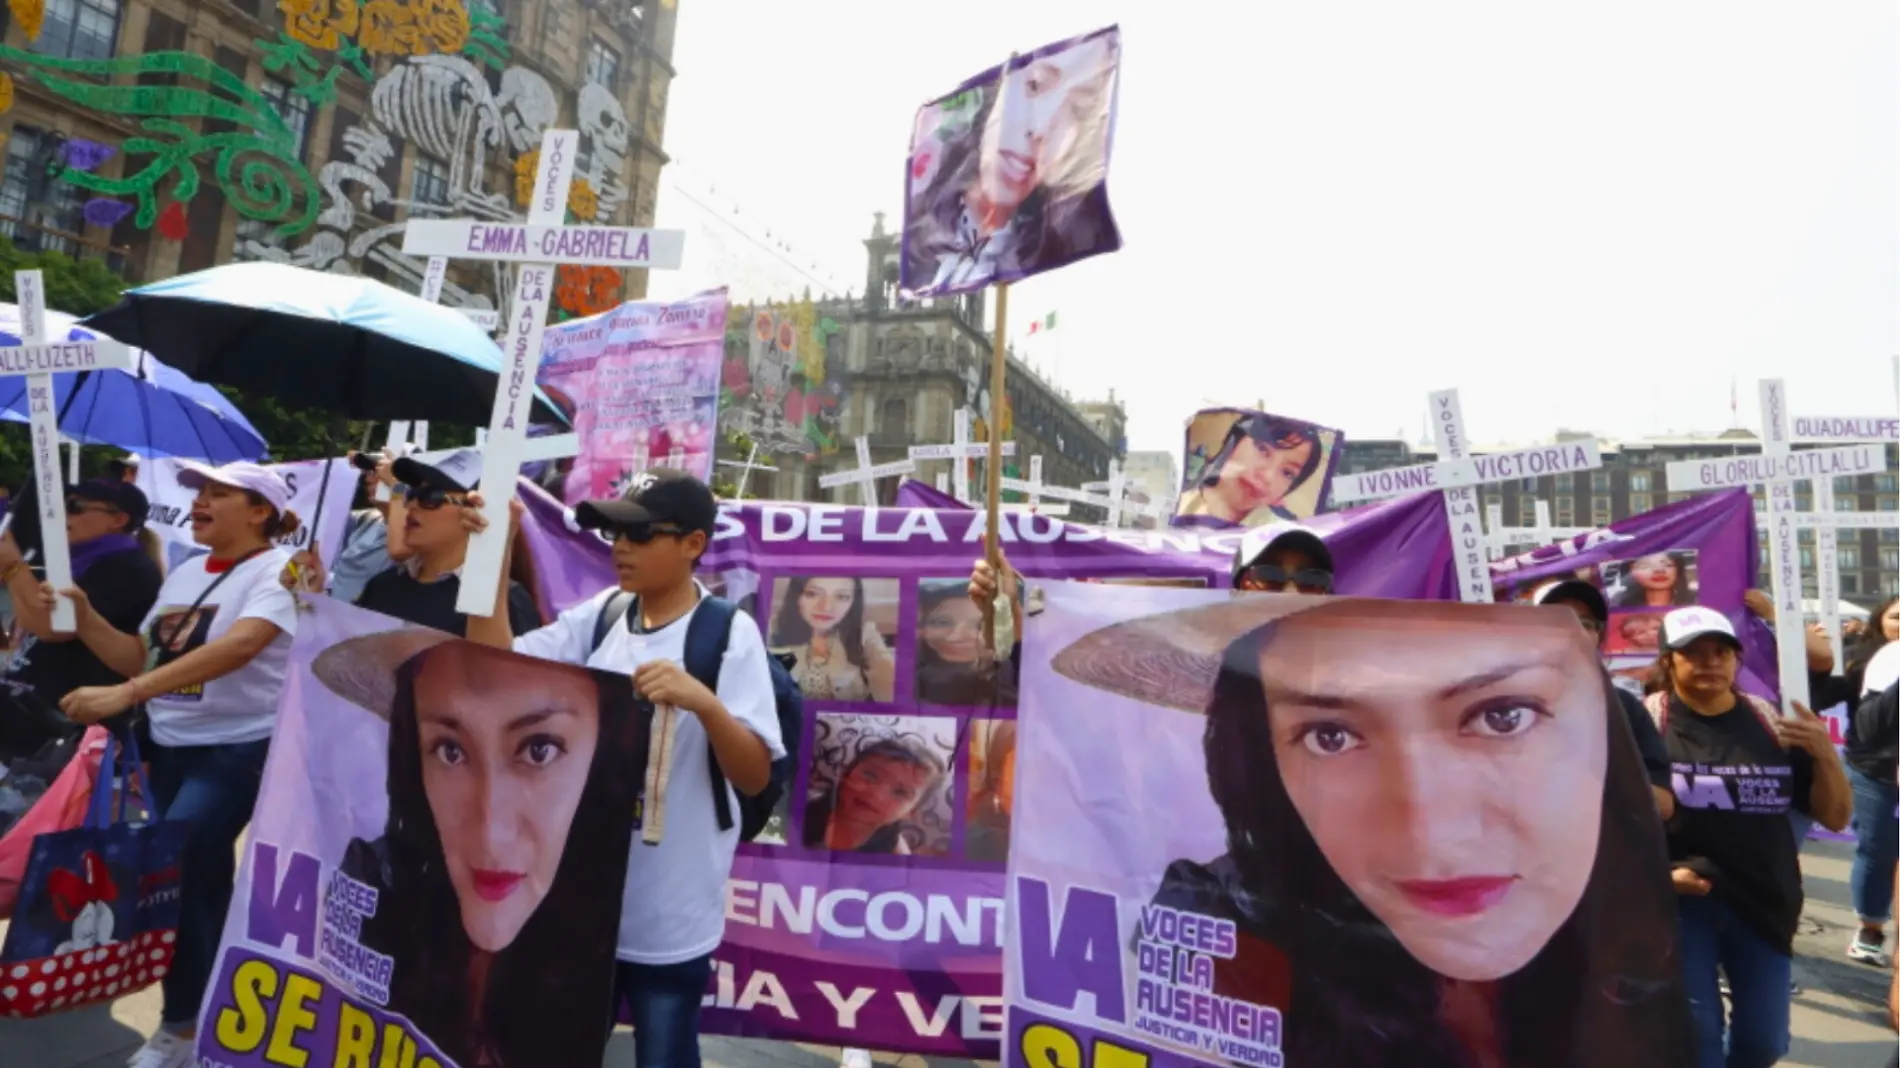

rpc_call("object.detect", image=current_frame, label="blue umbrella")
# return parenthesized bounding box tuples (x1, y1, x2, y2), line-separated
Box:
(84, 262, 569, 426)
(0, 303, 268, 462)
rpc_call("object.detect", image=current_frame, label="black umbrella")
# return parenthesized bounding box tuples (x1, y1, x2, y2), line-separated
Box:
(83, 262, 570, 426)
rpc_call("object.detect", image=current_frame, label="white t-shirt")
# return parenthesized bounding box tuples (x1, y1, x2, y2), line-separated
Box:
(515, 583, 785, 965)
(140, 548, 298, 747)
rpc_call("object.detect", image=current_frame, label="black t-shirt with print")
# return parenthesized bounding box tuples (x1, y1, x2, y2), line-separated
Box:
(1661, 693, 1813, 955)
(5, 548, 162, 701)
(354, 566, 541, 639)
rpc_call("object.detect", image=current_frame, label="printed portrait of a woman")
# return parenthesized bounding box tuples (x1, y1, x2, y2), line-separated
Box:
(314, 630, 644, 1068)
(1176, 411, 1336, 526)
(1052, 596, 1694, 1067)
(901, 27, 1122, 296)
(1602, 551, 1698, 608)
(769, 576, 898, 703)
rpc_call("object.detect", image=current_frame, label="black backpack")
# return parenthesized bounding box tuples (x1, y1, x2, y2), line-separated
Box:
(592, 591, 802, 841)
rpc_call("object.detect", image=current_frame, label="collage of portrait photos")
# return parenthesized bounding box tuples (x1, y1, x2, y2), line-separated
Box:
(1502, 550, 1702, 693)
(700, 569, 1207, 864)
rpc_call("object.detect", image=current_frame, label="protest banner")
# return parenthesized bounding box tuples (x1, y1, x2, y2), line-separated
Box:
(1174, 407, 1344, 527)
(137, 456, 355, 572)
(1007, 582, 1696, 1068)
(899, 27, 1122, 299)
(495, 484, 1759, 1057)
(538, 290, 727, 499)
(194, 597, 648, 1068)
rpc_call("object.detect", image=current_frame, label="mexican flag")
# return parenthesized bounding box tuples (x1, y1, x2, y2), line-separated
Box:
(1026, 311, 1057, 335)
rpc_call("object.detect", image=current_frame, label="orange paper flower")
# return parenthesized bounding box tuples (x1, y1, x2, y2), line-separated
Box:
(557, 265, 620, 317)
(567, 178, 599, 223)
(9, 0, 44, 42)
(359, 0, 468, 57)
(513, 150, 538, 207)
(278, 0, 358, 50)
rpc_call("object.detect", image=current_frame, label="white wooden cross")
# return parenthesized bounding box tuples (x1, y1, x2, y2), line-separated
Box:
(1004, 455, 1070, 517)
(1001, 470, 1167, 528)
(1487, 498, 1592, 559)
(818, 437, 917, 508)
(1665, 380, 1888, 713)
(716, 443, 778, 499)
(418, 254, 501, 334)
(909, 407, 1014, 503)
(1330, 390, 1606, 603)
(7, 271, 133, 630)
(1763, 371, 1900, 675)
(402, 128, 686, 615)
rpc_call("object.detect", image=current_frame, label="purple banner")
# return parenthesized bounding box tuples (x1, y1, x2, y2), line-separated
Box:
(1009, 583, 1695, 1066)
(537, 290, 727, 501)
(504, 486, 1762, 1056)
(1174, 407, 1346, 526)
(900, 26, 1122, 298)
(196, 598, 643, 1068)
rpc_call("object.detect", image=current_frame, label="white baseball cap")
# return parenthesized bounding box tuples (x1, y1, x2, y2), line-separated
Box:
(1660, 606, 1741, 652)
(174, 460, 291, 516)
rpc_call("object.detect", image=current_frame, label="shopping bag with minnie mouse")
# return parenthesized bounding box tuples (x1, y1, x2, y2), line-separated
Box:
(0, 730, 188, 1018)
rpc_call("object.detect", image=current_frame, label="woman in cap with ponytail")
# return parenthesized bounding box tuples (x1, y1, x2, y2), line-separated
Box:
(48, 461, 303, 1068)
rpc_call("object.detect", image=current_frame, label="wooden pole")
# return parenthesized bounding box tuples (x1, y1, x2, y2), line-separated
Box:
(984, 281, 1010, 647)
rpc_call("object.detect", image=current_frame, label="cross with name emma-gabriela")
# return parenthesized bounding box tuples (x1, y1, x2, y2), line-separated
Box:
(401, 129, 686, 616)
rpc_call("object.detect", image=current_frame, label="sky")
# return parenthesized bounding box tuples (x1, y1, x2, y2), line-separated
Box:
(648, 2, 1897, 462)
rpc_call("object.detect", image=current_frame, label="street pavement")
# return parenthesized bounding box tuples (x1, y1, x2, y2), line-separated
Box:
(2, 841, 1893, 1068)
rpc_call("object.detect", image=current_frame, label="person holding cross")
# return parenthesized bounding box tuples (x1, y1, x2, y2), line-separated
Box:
(459, 470, 784, 1068)
(45, 461, 301, 1068)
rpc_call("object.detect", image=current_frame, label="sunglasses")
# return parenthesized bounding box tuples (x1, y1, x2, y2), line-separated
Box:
(611, 522, 688, 545)
(1239, 564, 1333, 594)
(65, 498, 121, 517)
(406, 485, 469, 511)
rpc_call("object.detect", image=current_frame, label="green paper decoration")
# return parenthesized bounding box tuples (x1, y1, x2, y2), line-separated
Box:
(0, 45, 320, 238)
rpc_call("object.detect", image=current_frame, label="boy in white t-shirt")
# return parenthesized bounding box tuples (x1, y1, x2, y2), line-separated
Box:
(465, 469, 782, 1068)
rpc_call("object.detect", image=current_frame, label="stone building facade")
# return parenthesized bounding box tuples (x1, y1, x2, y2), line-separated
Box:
(718, 214, 1126, 517)
(0, 0, 674, 315)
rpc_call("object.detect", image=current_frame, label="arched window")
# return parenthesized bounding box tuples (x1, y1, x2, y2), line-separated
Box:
(880, 397, 909, 440)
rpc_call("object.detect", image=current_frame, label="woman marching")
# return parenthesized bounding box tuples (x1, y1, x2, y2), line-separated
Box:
(1647, 607, 1851, 1068)
(50, 462, 301, 1068)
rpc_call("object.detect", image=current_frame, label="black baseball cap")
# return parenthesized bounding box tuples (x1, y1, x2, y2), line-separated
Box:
(69, 479, 150, 529)
(575, 468, 717, 537)
(393, 449, 483, 494)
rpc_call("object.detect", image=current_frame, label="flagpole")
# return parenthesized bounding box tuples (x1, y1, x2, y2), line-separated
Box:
(981, 51, 1019, 650)
(984, 280, 1010, 648)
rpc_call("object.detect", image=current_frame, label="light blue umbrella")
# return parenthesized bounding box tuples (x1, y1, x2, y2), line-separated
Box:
(0, 303, 268, 462)
(84, 262, 569, 426)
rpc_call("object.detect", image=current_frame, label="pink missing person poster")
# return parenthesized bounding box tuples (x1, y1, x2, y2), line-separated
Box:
(538, 289, 727, 501)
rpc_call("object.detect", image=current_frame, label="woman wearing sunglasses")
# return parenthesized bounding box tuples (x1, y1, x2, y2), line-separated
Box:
(0, 480, 163, 773)
(353, 448, 543, 638)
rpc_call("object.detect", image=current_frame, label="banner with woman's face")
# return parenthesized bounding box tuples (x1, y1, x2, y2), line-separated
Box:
(194, 598, 647, 1068)
(1008, 583, 1696, 1068)
(900, 26, 1123, 298)
(1175, 407, 1345, 526)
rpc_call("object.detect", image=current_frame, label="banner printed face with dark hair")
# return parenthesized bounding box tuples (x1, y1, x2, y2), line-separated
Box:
(194, 598, 645, 1068)
(1173, 407, 1346, 527)
(899, 26, 1123, 298)
(536, 289, 726, 501)
(505, 489, 1756, 1056)
(1007, 582, 1695, 1068)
